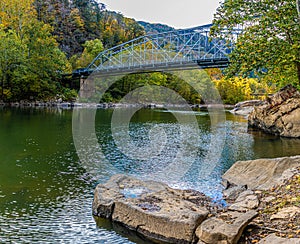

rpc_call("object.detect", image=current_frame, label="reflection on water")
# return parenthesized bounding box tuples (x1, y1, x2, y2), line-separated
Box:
(0, 107, 299, 243)
(250, 130, 300, 158)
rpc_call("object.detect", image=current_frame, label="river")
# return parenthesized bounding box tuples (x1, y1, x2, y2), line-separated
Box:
(0, 107, 299, 243)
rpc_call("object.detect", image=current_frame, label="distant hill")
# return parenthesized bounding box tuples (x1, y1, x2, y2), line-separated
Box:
(138, 21, 175, 34)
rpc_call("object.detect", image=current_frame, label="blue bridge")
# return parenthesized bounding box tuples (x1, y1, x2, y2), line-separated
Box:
(73, 24, 241, 78)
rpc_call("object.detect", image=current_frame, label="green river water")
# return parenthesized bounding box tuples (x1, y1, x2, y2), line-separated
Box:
(0, 107, 299, 243)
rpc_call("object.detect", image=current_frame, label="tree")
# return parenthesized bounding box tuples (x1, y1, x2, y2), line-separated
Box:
(211, 0, 300, 87)
(297, 0, 300, 19)
(71, 38, 104, 69)
(20, 20, 71, 99)
(0, 0, 71, 101)
(0, 30, 26, 100)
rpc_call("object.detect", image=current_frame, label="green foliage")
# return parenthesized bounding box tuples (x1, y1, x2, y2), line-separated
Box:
(72, 39, 104, 69)
(100, 12, 144, 48)
(98, 70, 219, 105)
(61, 88, 78, 102)
(138, 21, 175, 34)
(0, 0, 71, 102)
(211, 0, 300, 87)
(33, 0, 145, 57)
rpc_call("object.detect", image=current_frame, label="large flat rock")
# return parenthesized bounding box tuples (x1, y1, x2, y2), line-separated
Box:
(222, 156, 300, 190)
(93, 175, 209, 243)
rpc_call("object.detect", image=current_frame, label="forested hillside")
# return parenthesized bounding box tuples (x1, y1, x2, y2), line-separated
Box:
(34, 0, 145, 58)
(0, 0, 280, 104)
(0, 0, 145, 102)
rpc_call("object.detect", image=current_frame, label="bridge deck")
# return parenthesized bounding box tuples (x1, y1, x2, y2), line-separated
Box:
(73, 58, 229, 78)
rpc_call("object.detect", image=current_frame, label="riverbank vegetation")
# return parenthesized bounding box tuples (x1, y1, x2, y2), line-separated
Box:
(0, 0, 144, 102)
(0, 0, 298, 104)
(211, 0, 300, 89)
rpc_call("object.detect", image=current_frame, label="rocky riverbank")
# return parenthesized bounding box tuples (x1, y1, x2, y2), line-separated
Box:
(248, 84, 300, 138)
(0, 101, 234, 110)
(93, 156, 300, 244)
(230, 100, 264, 116)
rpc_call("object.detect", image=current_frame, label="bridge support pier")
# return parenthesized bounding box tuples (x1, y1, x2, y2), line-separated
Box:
(79, 76, 96, 100)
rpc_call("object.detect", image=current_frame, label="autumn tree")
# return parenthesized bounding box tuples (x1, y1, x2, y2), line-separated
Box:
(71, 38, 104, 69)
(0, 0, 71, 101)
(211, 0, 300, 88)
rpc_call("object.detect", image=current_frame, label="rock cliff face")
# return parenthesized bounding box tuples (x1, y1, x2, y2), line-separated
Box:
(248, 84, 300, 137)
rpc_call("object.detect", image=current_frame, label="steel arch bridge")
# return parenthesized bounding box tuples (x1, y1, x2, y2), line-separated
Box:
(74, 24, 241, 77)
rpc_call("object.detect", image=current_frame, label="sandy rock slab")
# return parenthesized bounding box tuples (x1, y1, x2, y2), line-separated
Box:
(195, 210, 257, 244)
(222, 156, 300, 190)
(93, 174, 209, 243)
(230, 100, 263, 116)
(270, 206, 300, 221)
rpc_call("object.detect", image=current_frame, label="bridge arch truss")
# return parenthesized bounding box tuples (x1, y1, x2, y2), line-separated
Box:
(86, 24, 241, 76)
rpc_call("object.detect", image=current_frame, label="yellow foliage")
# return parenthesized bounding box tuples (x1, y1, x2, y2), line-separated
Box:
(0, 0, 36, 34)
(214, 77, 272, 104)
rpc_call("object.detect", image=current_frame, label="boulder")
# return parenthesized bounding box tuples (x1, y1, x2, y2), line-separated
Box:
(222, 156, 300, 190)
(228, 190, 259, 212)
(257, 233, 300, 244)
(248, 84, 300, 137)
(270, 206, 300, 221)
(230, 100, 263, 116)
(93, 174, 209, 243)
(223, 185, 247, 201)
(195, 210, 257, 244)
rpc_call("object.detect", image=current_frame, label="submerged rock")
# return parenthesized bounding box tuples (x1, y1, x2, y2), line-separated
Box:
(248, 84, 300, 137)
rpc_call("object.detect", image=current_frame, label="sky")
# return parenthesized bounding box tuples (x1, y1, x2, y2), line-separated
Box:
(100, 0, 221, 29)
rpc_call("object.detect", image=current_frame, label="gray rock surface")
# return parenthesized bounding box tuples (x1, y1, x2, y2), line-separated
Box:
(196, 210, 257, 244)
(222, 156, 300, 190)
(223, 185, 247, 201)
(228, 190, 259, 212)
(257, 233, 300, 244)
(248, 84, 300, 137)
(93, 174, 209, 243)
(92, 174, 168, 218)
(230, 100, 263, 116)
(270, 206, 300, 221)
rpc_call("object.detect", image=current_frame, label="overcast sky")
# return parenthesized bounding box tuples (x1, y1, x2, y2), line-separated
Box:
(100, 0, 221, 29)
